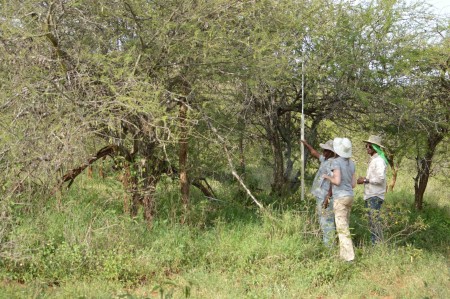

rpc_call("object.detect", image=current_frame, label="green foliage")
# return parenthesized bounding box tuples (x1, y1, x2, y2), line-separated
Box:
(0, 0, 449, 297)
(0, 171, 448, 298)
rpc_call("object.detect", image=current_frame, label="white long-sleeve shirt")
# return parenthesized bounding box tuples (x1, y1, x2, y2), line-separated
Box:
(364, 153, 387, 200)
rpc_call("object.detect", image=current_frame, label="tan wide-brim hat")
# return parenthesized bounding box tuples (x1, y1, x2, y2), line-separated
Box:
(363, 135, 385, 148)
(319, 140, 335, 152)
(333, 137, 352, 158)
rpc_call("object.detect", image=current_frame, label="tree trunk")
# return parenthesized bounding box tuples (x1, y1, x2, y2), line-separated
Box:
(141, 156, 170, 225)
(130, 174, 140, 218)
(121, 162, 131, 214)
(387, 154, 399, 192)
(414, 156, 431, 210)
(388, 165, 398, 192)
(304, 116, 321, 169)
(413, 134, 443, 210)
(238, 129, 246, 175)
(179, 99, 190, 210)
(60, 145, 115, 187)
(142, 178, 157, 226)
(270, 127, 288, 195)
(192, 178, 216, 198)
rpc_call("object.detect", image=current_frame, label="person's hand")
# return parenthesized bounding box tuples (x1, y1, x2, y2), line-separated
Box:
(357, 177, 366, 184)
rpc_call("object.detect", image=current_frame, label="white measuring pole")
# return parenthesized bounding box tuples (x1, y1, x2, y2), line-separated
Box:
(301, 58, 305, 201)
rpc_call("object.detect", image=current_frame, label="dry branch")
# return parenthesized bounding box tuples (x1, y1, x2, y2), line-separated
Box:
(60, 145, 117, 188)
(206, 119, 264, 210)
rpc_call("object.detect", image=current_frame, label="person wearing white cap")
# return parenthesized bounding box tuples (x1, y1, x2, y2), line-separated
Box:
(301, 139, 336, 247)
(322, 137, 356, 262)
(357, 135, 388, 245)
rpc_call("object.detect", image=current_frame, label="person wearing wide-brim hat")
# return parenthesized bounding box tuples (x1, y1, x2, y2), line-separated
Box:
(357, 135, 388, 245)
(322, 137, 357, 262)
(301, 139, 336, 247)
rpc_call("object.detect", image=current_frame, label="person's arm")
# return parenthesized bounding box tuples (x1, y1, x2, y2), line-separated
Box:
(300, 140, 320, 159)
(351, 173, 357, 188)
(323, 169, 341, 186)
(322, 185, 333, 209)
(358, 159, 386, 185)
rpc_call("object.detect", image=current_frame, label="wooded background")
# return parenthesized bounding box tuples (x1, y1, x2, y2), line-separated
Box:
(1, 0, 448, 224)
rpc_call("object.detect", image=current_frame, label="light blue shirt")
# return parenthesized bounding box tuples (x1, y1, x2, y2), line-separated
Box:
(331, 157, 355, 199)
(311, 155, 334, 200)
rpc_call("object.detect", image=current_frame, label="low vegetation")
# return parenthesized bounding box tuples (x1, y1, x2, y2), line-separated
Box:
(0, 168, 448, 298)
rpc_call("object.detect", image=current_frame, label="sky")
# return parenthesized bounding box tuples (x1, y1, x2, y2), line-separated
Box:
(425, 0, 450, 16)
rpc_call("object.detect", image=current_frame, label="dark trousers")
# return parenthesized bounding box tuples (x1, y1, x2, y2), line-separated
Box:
(365, 196, 384, 244)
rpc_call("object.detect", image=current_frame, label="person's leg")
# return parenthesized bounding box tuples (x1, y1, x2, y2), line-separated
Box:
(365, 197, 384, 244)
(333, 196, 355, 261)
(321, 196, 336, 247)
(316, 197, 325, 240)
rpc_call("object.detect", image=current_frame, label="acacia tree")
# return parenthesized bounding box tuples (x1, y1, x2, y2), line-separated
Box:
(289, 0, 449, 207)
(236, 0, 370, 195)
(339, 0, 450, 208)
(0, 0, 312, 219)
(400, 43, 449, 210)
(0, 1, 214, 220)
(1, 0, 447, 222)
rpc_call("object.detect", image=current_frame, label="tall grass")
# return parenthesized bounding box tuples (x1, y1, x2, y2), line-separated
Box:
(0, 168, 449, 298)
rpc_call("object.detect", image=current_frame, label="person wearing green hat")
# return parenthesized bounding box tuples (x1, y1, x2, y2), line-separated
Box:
(357, 135, 388, 245)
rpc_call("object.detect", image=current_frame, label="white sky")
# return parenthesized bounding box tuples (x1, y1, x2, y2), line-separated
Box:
(426, 0, 450, 16)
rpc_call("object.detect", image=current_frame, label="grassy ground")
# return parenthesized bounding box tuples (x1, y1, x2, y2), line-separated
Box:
(0, 170, 449, 298)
